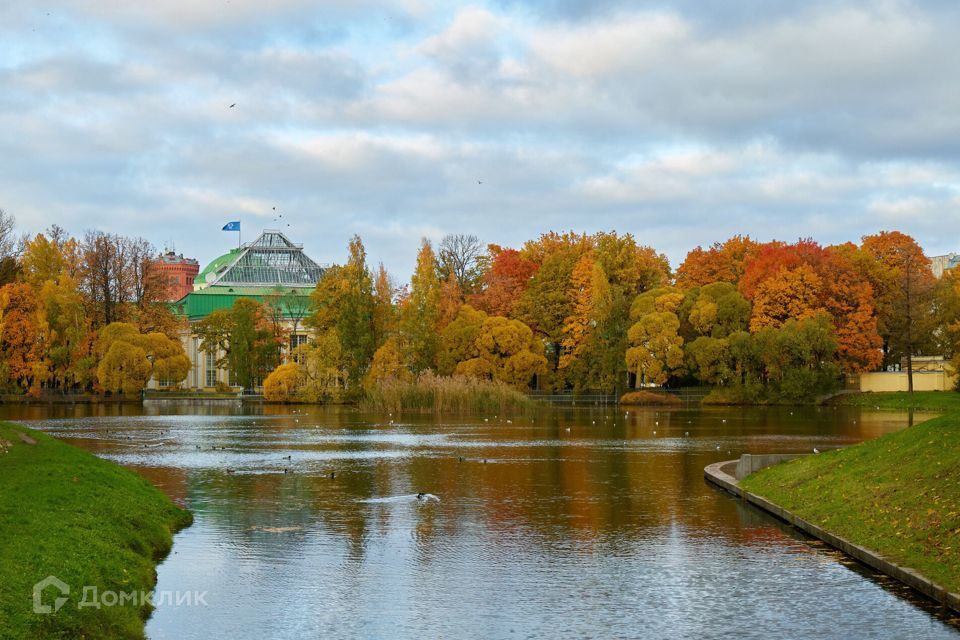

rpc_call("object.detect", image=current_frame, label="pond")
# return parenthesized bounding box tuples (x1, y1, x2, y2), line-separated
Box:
(6, 403, 960, 639)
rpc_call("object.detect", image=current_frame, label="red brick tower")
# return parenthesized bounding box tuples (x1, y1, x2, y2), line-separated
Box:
(154, 251, 200, 301)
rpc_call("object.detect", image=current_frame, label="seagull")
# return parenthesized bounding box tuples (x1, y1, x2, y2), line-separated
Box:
(813, 447, 820, 454)
(229, 103, 236, 108)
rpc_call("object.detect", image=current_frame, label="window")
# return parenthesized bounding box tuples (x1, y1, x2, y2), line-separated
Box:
(205, 351, 217, 387)
(290, 334, 308, 362)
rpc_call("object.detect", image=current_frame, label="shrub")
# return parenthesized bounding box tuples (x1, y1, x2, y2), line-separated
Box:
(619, 390, 682, 406)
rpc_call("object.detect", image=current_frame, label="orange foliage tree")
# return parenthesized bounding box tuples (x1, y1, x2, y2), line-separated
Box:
(676, 235, 760, 289)
(739, 240, 882, 373)
(470, 246, 538, 317)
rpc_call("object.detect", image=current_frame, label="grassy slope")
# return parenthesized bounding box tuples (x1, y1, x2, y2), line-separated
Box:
(741, 413, 960, 593)
(830, 390, 960, 412)
(0, 422, 192, 640)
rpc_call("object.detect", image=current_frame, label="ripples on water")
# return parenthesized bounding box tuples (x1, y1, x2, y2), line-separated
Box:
(6, 404, 958, 640)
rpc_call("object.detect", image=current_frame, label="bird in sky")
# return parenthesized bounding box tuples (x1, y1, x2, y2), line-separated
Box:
(229, 103, 236, 108)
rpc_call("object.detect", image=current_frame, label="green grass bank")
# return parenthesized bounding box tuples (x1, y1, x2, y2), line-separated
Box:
(0, 422, 192, 640)
(829, 390, 960, 412)
(741, 412, 960, 594)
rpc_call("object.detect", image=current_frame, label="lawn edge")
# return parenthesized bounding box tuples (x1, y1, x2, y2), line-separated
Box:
(704, 460, 960, 614)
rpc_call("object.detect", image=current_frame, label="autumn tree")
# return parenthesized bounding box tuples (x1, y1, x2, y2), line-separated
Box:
(264, 363, 301, 402)
(438, 305, 487, 376)
(0, 283, 46, 394)
(470, 246, 537, 317)
(860, 231, 937, 389)
(438, 271, 463, 330)
(749, 264, 823, 331)
(739, 239, 882, 373)
(372, 263, 398, 346)
(95, 322, 190, 394)
(401, 239, 442, 373)
(625, 288, 685, 386)
(297, 332, 347, 402)
(444, 309, 546, 389)
(194, 298, 279, 390)
(337, 236, 376, 386)
(680, 283, 750, 386)
(364, 337, 412, 391)
(514, 246, 583, 380)
(676, 235, 759, 289)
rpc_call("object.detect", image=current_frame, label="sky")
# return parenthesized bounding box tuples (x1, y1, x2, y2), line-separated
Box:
(2, 0, 960, 278)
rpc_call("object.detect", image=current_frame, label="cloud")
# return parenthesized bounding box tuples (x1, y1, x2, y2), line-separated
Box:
(2, 0, 960, 280)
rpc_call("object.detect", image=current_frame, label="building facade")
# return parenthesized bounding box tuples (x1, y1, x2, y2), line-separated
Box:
(150, 230, 325, 391)
(930, 253, 960, 279)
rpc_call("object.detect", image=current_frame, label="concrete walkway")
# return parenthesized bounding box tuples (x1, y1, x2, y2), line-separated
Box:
(704, 459, 960, 615)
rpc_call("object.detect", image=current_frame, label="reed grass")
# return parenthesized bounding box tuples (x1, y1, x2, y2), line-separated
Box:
(361, 372, 533, 414)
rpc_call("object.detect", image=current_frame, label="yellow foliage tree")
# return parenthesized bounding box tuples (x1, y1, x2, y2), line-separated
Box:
(456, 315, 547, 389)
(96, 322, 190, 393)
(298, 330, 347, 403)
(625, 288, 686, 386)
(364, 337, 412, 391)
(264, 363, 302, 402)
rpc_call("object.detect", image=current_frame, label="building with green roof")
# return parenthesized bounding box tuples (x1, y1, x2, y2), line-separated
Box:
(155, 230, 325, 391)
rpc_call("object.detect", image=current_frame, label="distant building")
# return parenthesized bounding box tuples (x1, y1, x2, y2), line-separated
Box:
(152, 230, 326, 391)
(929, 253, 960, 279)
(154, 251, 200, 302)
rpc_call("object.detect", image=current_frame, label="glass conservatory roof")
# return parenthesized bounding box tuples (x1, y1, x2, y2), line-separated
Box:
(196, 230, 325, 288)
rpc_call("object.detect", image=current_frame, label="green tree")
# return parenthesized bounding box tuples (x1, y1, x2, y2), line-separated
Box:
(401, 239, 441, 373)
(337, 236, 376, 387)
(194, 299, 278, 390)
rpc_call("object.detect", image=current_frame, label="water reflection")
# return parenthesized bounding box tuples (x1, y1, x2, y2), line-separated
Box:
(5, 404, 958, 639)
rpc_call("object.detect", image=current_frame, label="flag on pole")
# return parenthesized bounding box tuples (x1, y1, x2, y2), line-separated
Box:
(222, 221, 240, 231)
